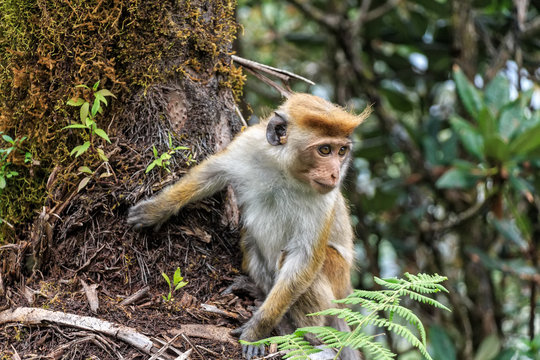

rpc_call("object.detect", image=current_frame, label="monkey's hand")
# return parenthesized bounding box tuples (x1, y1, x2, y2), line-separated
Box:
(127, 197, 175, 231)
(232, 320, 267, 360)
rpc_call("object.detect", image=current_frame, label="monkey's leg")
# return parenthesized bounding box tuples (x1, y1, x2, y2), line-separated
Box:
(287, 279, 361, 360)
(128, 154, 229, 231)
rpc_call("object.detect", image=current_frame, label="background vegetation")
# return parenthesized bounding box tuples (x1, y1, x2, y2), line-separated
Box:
(236, 0, 539, 359)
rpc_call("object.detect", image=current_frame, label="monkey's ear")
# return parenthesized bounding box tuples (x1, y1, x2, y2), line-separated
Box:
(266, 112, 288, 146)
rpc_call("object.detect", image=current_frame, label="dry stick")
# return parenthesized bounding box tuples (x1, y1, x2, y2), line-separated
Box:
(119, 286, 150, 306)
(148, 333, 182, 360)
(231, 55, 315, 85)
(75, 243, 107, 274)
(0, 307, 184, 360)
(181, 333, 207, 360)
(231, 55, 315, 98)
(154, 337, 192, 358)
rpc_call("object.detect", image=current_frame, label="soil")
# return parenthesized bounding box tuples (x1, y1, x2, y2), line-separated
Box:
(0, 199, 254, 359)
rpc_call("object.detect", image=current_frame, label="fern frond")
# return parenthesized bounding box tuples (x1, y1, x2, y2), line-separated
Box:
(335, 289, 394, 304)
(244, 332, 321, 360)
(399, 289, 451, 312)
(346, 333, 395, 360)
(312, 307, 368, 327)
(297, 326, 349, 349)
(380, 304, 426, 345)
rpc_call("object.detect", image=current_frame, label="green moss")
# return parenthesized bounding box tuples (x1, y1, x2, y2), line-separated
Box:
(0, 0, 242, 240)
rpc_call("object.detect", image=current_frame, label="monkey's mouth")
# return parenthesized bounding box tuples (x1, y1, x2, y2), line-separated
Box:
(313, 180, 336, 194)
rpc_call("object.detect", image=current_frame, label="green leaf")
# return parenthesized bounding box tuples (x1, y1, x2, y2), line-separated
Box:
(85, 117, 95, 128)
(152, 145, 158, 158)
(477, 107, 496, 140)
(174, 281, 188, 291)
(145, 161, 157, 173)
(436, 167, 481, 189)
(453, 66, 483, 118)
(94, 128, 111, 143)
(428, 326, 456, 360)
(70, 141, 91, 157)
(380, 87, 414, 112)
(62, 124, 88, 130)
(67, 97, 85, 106)
(509, 122, 540, 156)
(484, 74, 510, 112)
(173, 268, 182, 286)
(473, 334, 500, 360)
(94, 88, 115, 98)
(484, 135, 509, 162)
(75, 84, 90, 89)
(162, 272, 171, 288)
(1, 135, 14, 144)
(93, 80, 100, 91)
(91, 98, 100, 117)
(168, 132, 173, 147)
(97, 148, 109, 162)
(449, 116, 484, 160)
(78, 166, 93, 174)
(80, 102, 90, 123)
(498, 100, 524, 141)
(0, 176, 5, 189)
(95, 93, 107, 106)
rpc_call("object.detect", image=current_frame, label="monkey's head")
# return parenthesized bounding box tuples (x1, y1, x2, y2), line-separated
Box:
(266, 93, 372, 194)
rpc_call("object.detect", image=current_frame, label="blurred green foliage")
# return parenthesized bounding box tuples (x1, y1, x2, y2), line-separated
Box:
(236, 0, 539, 359)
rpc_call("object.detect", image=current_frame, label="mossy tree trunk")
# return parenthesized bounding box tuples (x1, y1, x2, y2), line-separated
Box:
(0, 0, 243, 289)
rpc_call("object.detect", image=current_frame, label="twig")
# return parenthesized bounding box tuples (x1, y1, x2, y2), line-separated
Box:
(364, 0, 401, 22)
(232, 55, 315, 86)
(235, 105, 248, 128)
(232, 55, 315, 98)
(10, 345, 21, 360)
(181, 333, 207, 360)
(0, 307, 186, 359)
(148, 333, 181, 360)
(286, 0, 340, 32)
(119, 286, 150, 306)
(75, 243, 106, 274)
(200, 303, 239, 319)
(424, 198, 488, 232)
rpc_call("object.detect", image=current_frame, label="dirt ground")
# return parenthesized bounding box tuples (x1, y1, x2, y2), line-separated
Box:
(0, 198, 258, 359)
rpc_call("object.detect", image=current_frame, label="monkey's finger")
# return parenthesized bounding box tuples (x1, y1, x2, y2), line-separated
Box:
(242, 344, 265, 359)
(230, 326, 244, 337)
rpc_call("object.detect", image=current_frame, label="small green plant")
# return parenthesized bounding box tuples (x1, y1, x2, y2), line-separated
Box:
(161, 267, 188, 302)
(244, 273, 450, 360)
(0, 133, 30, 190)
(145, 132, 194, 173)
(63, 81, 115, 162)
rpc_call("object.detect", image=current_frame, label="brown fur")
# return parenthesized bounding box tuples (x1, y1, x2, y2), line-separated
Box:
(284, 93, 371, 137)
(323, 246, 352, 300)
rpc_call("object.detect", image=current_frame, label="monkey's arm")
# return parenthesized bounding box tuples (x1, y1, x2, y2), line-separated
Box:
(127, 153, 231, 231)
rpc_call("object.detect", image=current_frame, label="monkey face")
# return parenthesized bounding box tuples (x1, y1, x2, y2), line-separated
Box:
(291, 138, 352, 194)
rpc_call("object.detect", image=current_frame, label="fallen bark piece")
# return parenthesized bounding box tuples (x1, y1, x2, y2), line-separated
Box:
(169, 324, 237, 345)
(80, 279, 100, 313)
(0, 307, 186, 359)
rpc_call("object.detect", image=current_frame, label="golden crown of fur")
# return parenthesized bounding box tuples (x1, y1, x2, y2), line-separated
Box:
(283, 93, 372, 137)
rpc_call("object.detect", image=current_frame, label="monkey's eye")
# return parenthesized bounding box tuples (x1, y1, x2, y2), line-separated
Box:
(338, 146, 348, 156)
(318, 145, 331, 156)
